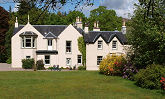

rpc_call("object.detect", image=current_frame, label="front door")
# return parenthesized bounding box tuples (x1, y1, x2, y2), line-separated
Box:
(48, 39, 52, 50)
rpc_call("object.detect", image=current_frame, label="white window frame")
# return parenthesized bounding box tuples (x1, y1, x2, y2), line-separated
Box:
(66, 58, 71, 66)
(98, 40, 103, 50)
(97, 56, 103, 66)
(45, 55, 50, 65)
(112, 40, 117, 50)
(66, 41, 72, 53)
(77, 55, 82, 64)
(22, 36, 36, 48)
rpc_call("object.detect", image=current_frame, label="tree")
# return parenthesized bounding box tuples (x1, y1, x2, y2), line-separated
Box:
(0, 6, 9, 62)
(88, 6, 122, 31)
(127, 0, 165, 69)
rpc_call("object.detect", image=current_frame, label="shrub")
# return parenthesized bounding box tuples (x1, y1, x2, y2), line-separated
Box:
(134, 64, 165, 89)
(48, 67, 54, 71)
(160, 77, 165, 91)
(122, 62, 138, 80)
(99, 55, 126, 76)
(78, 66, 86, 70)
(36, 60, 45, 70)
(22, 58, 34, 69)
(6, 57, 11, 64)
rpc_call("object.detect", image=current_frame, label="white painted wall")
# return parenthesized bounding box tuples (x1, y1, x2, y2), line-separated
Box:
(12, 24, 82, 68)
(58, 24, 82, 68)
(86, 36, 126, 70)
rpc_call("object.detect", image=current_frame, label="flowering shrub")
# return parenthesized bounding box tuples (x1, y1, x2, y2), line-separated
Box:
(160, 77, 165, 91)
(122, 62, 138, 80)
(99, 55, 126, 76)
(134, 64, 165, 89)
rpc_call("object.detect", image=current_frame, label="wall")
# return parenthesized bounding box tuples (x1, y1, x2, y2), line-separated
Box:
(86, 36, 126, 70)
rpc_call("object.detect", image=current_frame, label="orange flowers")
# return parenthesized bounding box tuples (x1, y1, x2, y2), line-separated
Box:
(160, 77, 165, 90)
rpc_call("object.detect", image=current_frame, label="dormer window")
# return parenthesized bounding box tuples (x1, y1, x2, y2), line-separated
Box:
(112, 41, 117, 49)
(20, 31, 37, 49)
(98, 40, 103, 49)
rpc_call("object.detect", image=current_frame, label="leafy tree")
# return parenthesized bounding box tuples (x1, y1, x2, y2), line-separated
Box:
(127, 0, 165, 69)
(0, 6, 9, 62)
(88, 6, 122, 31)
(66, 11, 86, 25)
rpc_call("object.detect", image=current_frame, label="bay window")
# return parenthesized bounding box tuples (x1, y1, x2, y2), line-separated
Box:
(21, 36, 36, 48)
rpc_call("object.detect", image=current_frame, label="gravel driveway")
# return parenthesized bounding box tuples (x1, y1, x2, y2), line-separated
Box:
(0, 63, 32, 71)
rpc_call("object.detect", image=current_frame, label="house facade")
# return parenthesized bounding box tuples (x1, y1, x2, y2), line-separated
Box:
(12, 16, 127, 70)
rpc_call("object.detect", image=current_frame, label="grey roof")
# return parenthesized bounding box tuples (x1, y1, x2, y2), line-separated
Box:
(84, 31, 127, 44)
(44, 32, 57, 39)
(13, 25, 83, 37)
(19, 31, 38, 37)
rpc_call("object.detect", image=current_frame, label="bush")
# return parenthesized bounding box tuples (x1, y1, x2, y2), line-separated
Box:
(160, 77, 165, 91)
(134, 64, 165, 89)
(22, 58, 34, 69)
(99, 55, 126, 76)
(122, 62, 138, 80)
(6, 57, 11, 64)
(36, 60, 45, 70)
(78, 66, 86, 70)
(48, 67, 54, 70)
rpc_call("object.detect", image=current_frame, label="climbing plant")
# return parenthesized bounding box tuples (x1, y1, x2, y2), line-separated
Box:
(78, 37, 86, 66)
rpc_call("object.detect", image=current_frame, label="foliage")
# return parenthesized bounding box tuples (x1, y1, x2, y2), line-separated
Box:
(99, 55, 126, 76)
(78, 66, 86, 70)
(122, 62, 138, 80)
(22, 58, 34, 69)
(6, 57, 11, 64)
(5, 26, 14, 62)
(134, 64, 165, 89)
(78, 37, 86, 66)
(160, 77, 165, 91)
(36, 60, 45, 70)
(48, 67, 54, 70)
(127, 0, 165, 69)
(0, 6, 9, 62)
(88, 6, 122, 31)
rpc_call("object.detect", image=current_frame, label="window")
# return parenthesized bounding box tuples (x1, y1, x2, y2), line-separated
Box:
(97, 56, 103, 65)
(98, 40, 103, 49)
(112, 41, 117, 49)
(48, 39, 52, 46)
(66, 41, 71, 53)
(25, 37, 31, 47)
(45, 55, 50, 65)
(66, 58, 71, 65)
(77, 55, 82, 64)
(26, 56, 31, 59)
(22, 36, 36, 48)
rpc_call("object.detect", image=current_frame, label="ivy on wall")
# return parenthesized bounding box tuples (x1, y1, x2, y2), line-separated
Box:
(78, 37, 86, 66)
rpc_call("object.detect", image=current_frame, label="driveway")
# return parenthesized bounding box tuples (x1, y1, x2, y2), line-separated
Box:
(0, 63, 32, 71)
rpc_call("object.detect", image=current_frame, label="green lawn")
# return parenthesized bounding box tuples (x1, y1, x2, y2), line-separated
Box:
(0, 71, 164, 99)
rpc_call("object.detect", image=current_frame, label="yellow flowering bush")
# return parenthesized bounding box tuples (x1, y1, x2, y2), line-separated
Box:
(99, 54, 126, 76)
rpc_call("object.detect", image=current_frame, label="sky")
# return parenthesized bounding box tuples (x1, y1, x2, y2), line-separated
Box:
(0, 0, 139, 18)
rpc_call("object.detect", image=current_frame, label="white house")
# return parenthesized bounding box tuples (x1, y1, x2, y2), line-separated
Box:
(12, 16, 127, 70)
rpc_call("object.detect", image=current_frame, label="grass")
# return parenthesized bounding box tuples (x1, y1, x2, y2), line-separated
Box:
(0, 71, 164, 99)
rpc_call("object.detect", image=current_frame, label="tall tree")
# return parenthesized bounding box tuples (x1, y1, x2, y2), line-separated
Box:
(127, 0, 165, 69)
(88, 6, 122, 31)
(0, 6, 9, 62)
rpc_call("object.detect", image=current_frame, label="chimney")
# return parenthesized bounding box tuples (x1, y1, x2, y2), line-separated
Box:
(93, 21, 100, 31)
(15, 17, 18, 28)
(122, 19, 126, 34)
(84, 23, 89, 33)
(75, 16, 83, 29)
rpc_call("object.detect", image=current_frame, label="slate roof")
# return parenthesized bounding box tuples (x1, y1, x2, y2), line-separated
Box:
(13, 25, 83, 37)
(84, 31, 127, 44)
(19, 31, 38, 37)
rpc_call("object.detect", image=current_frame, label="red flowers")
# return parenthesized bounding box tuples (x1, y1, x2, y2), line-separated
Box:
(160, 77, 165, 90)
